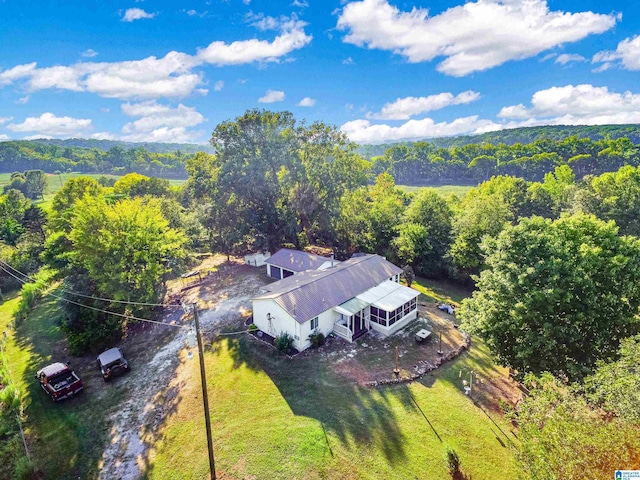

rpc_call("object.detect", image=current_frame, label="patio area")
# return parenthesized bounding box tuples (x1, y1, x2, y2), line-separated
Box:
(304, 301, 470, 385)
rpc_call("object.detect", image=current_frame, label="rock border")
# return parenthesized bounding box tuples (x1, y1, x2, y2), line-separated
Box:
(364, 333, 471, 387)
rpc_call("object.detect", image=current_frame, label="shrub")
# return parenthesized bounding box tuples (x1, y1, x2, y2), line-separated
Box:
(308, 330, 325, 348)
(0, 385, 21, 413)
(14, 455, 37, 480)
(444, 445, 461, 476)
(275, 332, 294, 353)
(248, 323, 258, 333)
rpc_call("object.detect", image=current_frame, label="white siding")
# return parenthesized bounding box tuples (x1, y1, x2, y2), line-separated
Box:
(252, 300, 339, 352)
(252, 299, 293, 339)
(298, 308, 339, 351)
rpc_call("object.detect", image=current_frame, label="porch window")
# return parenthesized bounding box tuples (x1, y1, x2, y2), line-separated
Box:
(310, 316, 319, 330)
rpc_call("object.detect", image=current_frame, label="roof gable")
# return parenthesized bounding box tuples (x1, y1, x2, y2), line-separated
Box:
(265, 248, 330, 272)
(254, 255, 403, 323)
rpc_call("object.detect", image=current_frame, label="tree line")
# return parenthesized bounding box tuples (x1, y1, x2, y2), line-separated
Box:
(0, 141, 191, 178)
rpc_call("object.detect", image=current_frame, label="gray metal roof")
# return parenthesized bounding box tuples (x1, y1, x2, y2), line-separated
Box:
(264, 248, 330, 272)
(254, 254, 403, 323)
(97, 348, 124, 365)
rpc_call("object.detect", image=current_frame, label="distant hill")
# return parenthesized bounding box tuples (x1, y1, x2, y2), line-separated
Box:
(26, 138, 214, 154)
(357, 124, 640, 158)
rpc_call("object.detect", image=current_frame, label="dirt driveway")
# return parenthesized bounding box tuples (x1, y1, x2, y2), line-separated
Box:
(97, 258, 269, 479)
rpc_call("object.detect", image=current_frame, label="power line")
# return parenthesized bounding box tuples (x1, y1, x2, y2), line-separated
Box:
(0, 264, 187, 329)
(1, 260, 252, 335)
(0, 259, 183, 307)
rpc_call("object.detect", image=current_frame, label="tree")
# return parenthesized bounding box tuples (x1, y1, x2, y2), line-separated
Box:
(50, 177, 103, 231)
(584, 334, 640, 422)
(459, 214, 640, 380)
(392, 223, 431, 272)
(24, 170, 47, 199)
(449, 193, 512, 280)
(514, 373, 640, 480)
(0, 190, 29, 245)
(402, 189, 453, 277)
(63, 197, 187, 351)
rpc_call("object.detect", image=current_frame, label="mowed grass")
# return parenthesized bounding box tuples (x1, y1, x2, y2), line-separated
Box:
(0, 289, 128, 479)
(398, 184, 473, 198)
(411, 276, 474, 306)
(147, 327, 519, 478)
(0, 172, 187, 212)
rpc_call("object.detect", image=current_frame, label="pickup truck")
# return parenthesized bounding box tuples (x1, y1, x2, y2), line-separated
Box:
(35, 362, 83, 402)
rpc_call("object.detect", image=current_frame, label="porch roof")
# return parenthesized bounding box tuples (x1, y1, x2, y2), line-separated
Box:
(357, 280, 420, 311)
(335, 297, 369, 316)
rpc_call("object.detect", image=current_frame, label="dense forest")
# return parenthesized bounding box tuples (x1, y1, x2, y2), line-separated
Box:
(357, 124, 640, 157)
(0, 141, 191, 178)
(4, 124, 640, 187)
(1, 111, 640, 478)
(28, 137, 214, 154)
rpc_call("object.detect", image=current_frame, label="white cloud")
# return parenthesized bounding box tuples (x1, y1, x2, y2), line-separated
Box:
(291, 0, 309, 7)
(540, 53, 557, 62)
(0, 134, 10, 141)
(0, 116, 13, 125)
(197, 16, 311, 65)
(122, 126, 202, 143)
(214, 80, 224, 91)
(0, 21, 311, 100)
(186, 9, 197, 16)
(17, 96, 30, 104)
(121, 8, 157, 22)
(0, 63, 37, 86)
(90, 132, 117, 140)
(343, 56, 354, 64)
(499, 84, 640, 125)
(593, 35, 640, 71)
(297, 97, 316, 107)
(10, 52, 202, 100)
(121, 101, 205, 132)
(247, 13, 281, 31)
(120, 101, 206, 143)
(368, 90, 480, 120)
(336, 0, 618, 76)
(555, 53, 586, 65)
(7, 112, 93, 137)
(258, 90, 285, 103)
(340, 116, 501, 143)
(243, 0, 251, 4)
(82, 49, 98, 58)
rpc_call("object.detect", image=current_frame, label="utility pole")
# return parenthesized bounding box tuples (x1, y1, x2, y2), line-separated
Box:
(192, 303, 217, 480)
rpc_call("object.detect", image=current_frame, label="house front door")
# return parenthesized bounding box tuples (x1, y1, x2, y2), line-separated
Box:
(353, 310, 366, 339)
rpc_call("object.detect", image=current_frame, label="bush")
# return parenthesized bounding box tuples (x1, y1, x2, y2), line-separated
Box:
(444, 445, 461, 476)
(308, 330, 325, 348)
(248, 323, 258, 333)
(14, 268, 54, 322)
(275, 332, 294, 353)
(0, 385, 20, 413)
(14, 455, 37, 480)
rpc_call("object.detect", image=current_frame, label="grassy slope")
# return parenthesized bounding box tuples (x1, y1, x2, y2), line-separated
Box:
(398, 184, 473, 198)
(147, 332, 519, 479)
(0, 289, 126, 479)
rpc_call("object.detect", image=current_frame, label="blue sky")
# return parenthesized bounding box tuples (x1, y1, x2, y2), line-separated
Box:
(1, 0, 639, 144)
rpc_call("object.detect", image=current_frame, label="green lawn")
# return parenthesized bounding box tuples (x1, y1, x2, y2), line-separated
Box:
(0, 288, 128, 479)
(398, 184, 473, 198)
(0, 172, 187, 197)
(411, 276, 474, 306)
(147, 334, 519, 480)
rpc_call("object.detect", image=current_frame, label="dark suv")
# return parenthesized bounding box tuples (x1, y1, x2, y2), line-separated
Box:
(97, 347, 130, 382)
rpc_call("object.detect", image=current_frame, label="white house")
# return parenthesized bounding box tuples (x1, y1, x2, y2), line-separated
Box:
(252, 254, 420, 352)
(264, 248, 339, 279)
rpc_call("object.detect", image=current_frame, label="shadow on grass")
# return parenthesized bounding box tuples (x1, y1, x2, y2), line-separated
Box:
(217, 334, 410, 465)
(11, 292, 185, 480)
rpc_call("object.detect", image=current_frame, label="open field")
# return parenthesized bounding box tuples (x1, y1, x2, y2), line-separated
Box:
(0, 261, 519, 479)
(0, 172, 187, 196)
(398, 184, 473, 198)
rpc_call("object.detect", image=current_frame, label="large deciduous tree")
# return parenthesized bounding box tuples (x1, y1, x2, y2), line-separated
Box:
(63, 197, 187, 352)
(459, 214, 640, 380)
